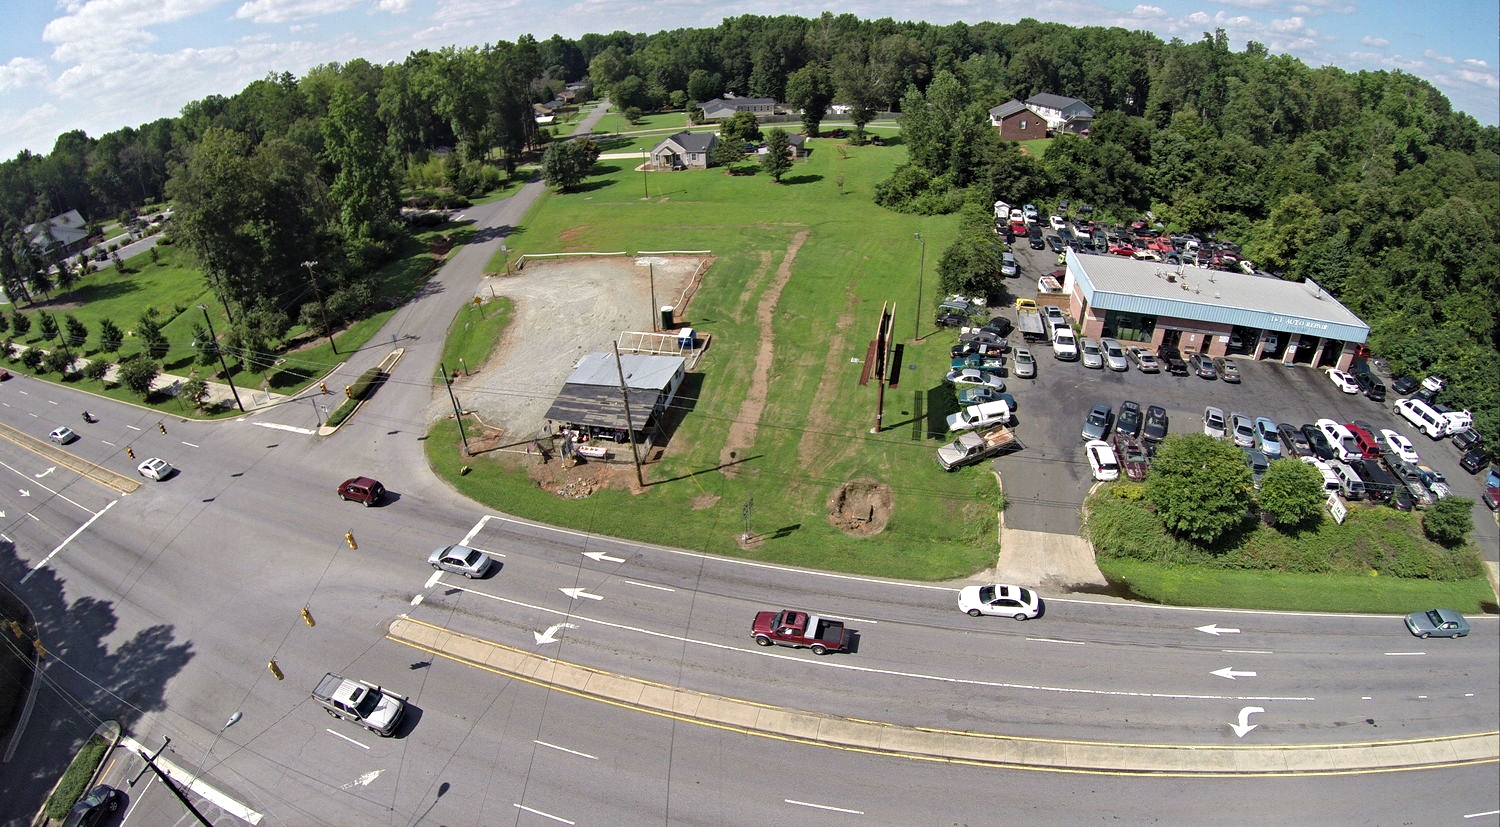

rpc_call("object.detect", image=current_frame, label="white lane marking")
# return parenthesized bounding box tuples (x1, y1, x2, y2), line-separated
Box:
(624, 580, 675, 592)
(534, 740, 597, 760)
(1464, 809, 1500, 819)
(1027, 637, 1085, 645)
(1362, 696, 1372, 700)
(0, 459, 96, 512)
(1384, 652, 1426, 656)
(470, 515, 1500, 623)
(182, 441, 201, 448)
(325, 729, 371, 749)
(21, 499, 118, 583)
(410, 594, 424, 607)
(1222, 649, 1273, 654)
(420, 587, 1315, 703)
(251, 422, 316, 434)
(514, 803, 574, 824)
(425, 570, 442, 589)
(786, 799, 864, 815)
(119, 735, 264, 824)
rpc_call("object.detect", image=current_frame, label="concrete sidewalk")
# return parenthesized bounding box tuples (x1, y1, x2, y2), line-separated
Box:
(387, 615, 1497, 775)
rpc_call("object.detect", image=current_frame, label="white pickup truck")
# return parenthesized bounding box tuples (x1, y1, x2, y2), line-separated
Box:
(946, 400, 1012, 433)
(312, 672, 407, 736)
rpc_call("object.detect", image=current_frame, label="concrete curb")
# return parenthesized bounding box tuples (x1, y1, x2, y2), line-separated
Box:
(387, 615, 1498, 776)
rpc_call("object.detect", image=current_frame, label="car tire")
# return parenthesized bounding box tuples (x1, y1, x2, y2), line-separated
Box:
(339, 494, 349, 501)
(325, 708, 339, 719)
(463, 572, 475, 579)
(1418, 632, 1430, 639)
(1455, 633, 1466, 638)
(1013, 614, 1029, 621)
(754, 635, 773, 647)
(431, 564, 441, 570)
(967, 609, 983, 617)
(811, 644, 828, 655)
(362, 499, 372, 507)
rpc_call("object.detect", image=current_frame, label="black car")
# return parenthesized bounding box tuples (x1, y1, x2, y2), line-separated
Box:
(1115, 400, 1143, 439)
(1158, 346, 1189, 376)
(1460, 448, 1490, 474)
(1354, 371, 1385, 401)
(1277, 423, 1312, 458)
(936, 313, 967, 328)
(1388, 487, 1415, 511)
(1391, 375, 1419, 395)
(1046, 235, 1065, 253)
(1029, 234, 1046, 250)
(981, 317, 1014, 337)
(1081, 402, 1113, 441)
(1142, 405, 1169, 443)
(1452, 428, 1483, 452)
(1301, 424, 1336, 461)
(63, 785, 120, 827)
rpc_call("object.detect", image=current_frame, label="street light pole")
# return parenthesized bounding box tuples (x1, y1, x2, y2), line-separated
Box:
(913, 232, 926, 340)
(198, 304, 245, 412)
(301, 260, 336, 353)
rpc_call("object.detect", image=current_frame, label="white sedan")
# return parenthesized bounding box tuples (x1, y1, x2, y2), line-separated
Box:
(957, 583, 1042, 620)
(1085, 439, 1120, 481)
(943, 368, 1006, 392)
(1381, 429, 1420, 464)
(137, 457, 174, 481)
(1049, 215, 1067, 232)
(1326, 368, 1360, 394)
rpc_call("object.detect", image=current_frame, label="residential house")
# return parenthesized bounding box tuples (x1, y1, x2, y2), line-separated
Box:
(696, 94, 777, 121)
(651, 132, 718, 170)
(987, 100, 1047, 141)
(756, 133, 808, 159)
(989, 94, 1095, 138)
(24, 210, 90, 260)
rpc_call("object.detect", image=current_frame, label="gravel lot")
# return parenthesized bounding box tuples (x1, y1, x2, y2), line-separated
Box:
(447, 255, 703, 444)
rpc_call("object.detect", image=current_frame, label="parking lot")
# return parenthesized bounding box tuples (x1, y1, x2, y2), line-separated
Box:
(949, 242, 1499, 564)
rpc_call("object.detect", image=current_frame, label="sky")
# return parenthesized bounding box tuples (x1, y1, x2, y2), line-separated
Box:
(0, 0, 1496, 161)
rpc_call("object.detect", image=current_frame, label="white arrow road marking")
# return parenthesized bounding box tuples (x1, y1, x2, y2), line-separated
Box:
(18, 489, 29, 497)
(583, 550, 625, 563)
(786, 799, 864, 815)
(513, 804, 573, 824)
(560, 587, 602, 601)
(339, 769, 383, 790)
(1211, 666, 1258, 680)
(1230, 706, 1265, 738)
(1196, 624, 1240, 635)
(534, 622, 578, 645)
(34, 467, 55, 478)
(533, 740, 596, 759)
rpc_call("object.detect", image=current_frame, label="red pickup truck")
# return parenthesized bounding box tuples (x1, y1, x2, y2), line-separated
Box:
(751, 609, 851, 655)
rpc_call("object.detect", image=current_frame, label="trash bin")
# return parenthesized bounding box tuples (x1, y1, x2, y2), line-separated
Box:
(677, 327, 696, 350)
(659, 306, 675, 330)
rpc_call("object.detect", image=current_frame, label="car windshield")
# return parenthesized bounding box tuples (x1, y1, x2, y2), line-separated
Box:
(1424, 610, 1443, 626)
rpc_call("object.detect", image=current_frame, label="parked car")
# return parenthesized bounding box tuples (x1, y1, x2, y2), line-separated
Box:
(1352, 420, 1388, 453)
(1142, 405, 1169, 443)
(1326, 368, 1361, 394)
(981, 317, 1014, 337)
(1391, 375, 1420, 395)
(956, 387, 1003, 405)
(1460, 448, 1490, 474)
(944, 368, 1006, 391)
(1128, 347, 1160, 373)
(1101, 338, 1129, 371)
(1344, 423, 1382, 458)
(1381, 430, 1420, 464)
(1404, 608, 1469, 639)
(935, 312, 967, 328)
(63, 784, 120, 827)
(1188, 353, 1217, 379)
(1451, 427, 1483, 452)
(1277, 423, 1312, 458)
(1229, 412, 1256, 448)
(1158, 346, 1188, 376)
(1302, 424, 1337, 461)
(1483, 487, 1499, 512)
(428, 544, 496, 578)
(1203, 406, 1227, 439)
(48, 426, 78, 445)
(1085, 439, 1120, 481)
(958, 583, 1043, 620)
(137, 457, 174, 481)
(1243, 448, 1270, 488)
(1115, 400, 1143, 438)
(1012, 348, 1036, 379)
(1214, 357, 1241, 383)
(1080, 338, 1104, 369)
(1114, 434, 1150, 481)
(1416, 465, 1452, 499)
(1081, 403, 1113, 441)
(1253, 417, 1281, 457)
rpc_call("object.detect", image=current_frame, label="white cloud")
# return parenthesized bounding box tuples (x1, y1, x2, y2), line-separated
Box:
(43, 0, 225, 61)
(376, 0, 413, 11)
(0, 57, 49, 93)
(234, 0, 363, 24)
(1359, 35, 1388, 48)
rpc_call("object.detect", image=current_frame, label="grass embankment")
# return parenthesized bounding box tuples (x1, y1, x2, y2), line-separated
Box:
(1086, 487, 1493, 612)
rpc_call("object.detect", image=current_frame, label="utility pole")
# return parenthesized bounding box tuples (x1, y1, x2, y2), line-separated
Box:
(198, 304, 245, 413)
(611, 343, 646, 489)
(129, 737, 214, 827)
(440, 363, 470, 456)
(913, 232, 926, 341)
(302, 260, 336, 353)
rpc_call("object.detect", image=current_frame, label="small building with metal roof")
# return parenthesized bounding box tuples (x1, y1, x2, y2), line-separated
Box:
(544, 352, 686, 452)
(1054, 251, 1369, 368)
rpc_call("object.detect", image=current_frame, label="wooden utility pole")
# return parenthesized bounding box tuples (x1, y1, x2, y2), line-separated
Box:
(612, 343, 646, 488)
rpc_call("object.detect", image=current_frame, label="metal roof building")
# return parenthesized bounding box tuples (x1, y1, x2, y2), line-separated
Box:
(544, 353, 687, 448)
(1056, 251, 1369, 368)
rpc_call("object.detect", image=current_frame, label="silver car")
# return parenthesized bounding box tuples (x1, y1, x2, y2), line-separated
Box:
(429, 544, 496, 578)
(1229, 412, 1256, 448)
(1012, 348, 1036, 379)
(1080, 338, 1104, 369)
(1100, 338, 1129, 371)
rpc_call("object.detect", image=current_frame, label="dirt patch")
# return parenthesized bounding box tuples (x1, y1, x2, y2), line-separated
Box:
(719, 231, 809, 474)
(690, 493, 721, 510)
(827, 478, 893, 536)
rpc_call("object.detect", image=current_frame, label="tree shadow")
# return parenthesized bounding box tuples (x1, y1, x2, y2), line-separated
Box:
(779, 174, 823, 186)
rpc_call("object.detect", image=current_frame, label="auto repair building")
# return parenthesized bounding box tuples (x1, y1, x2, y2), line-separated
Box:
(1053, 251, 1370, 369)
(544, 352, 686, 450)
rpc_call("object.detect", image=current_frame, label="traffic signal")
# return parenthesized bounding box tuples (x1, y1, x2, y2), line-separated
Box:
(268, 659, 284, 680)
(344, 385, 354, 399)
(157, 421, 167, 435)
(320, 381, 329, 394)
(300, 608, 316, 627)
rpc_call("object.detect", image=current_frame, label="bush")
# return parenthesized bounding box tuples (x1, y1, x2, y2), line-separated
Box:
(347, 367, 384, 401)
(44, 735, 108, 820)
(83, 359, 111, 381)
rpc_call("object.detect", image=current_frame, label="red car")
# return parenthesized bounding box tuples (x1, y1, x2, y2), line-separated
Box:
(1109, 243, 1137, 256)
(1009, 220, 1029, 236)
(1344, 423, 1383, 459)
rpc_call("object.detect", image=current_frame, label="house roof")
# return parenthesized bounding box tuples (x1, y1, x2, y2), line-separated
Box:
(545, 352, 685, 431)
(1068, 253, 1369, 343)
(655, 131, 717, 154)
(1026, 93, 1095, 118)
(24, 209, 88, 249)
(988, 99, 1030, 118)
(564, 352, 684, 390)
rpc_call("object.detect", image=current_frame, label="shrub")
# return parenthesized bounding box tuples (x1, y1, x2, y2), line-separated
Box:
(44, 736, 108, 820)
(347, 367, 384, 400)
(83, 359, 111, 381)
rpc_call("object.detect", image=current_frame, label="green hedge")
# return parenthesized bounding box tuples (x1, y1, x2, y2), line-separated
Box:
(347, 367, 384, 401)
(44, 735, 108, 820)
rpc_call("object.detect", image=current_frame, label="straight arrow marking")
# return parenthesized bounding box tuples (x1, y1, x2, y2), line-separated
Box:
(560, 587, 602, 601)
(583, 550, 625, 564)
(1211, 666, 1258, 680)
(1230, 706, 1265, 738)
(1196, 624, 1241, 635)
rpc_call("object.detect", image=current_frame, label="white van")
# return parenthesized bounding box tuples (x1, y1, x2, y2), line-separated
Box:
(1300, 457, 1342, 494)
(1000, 252, 1018, 277)
(1393, 398, 1448, 439)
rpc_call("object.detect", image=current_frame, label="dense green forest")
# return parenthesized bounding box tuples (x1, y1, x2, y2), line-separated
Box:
(0, 14, 1495, 440)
